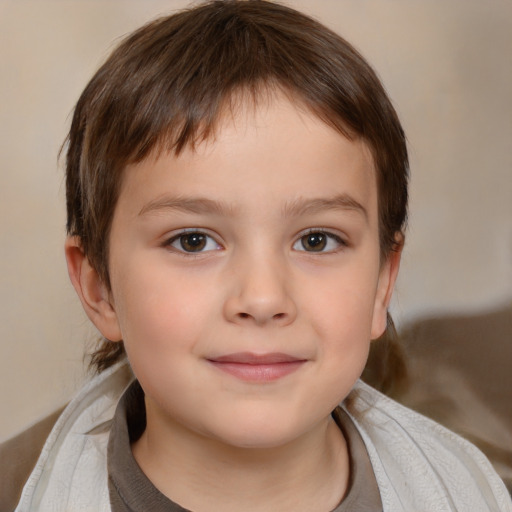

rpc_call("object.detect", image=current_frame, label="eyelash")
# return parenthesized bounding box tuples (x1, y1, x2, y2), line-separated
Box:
(163, 228, 348, 255)
(163, 230, 222, 254)
(293, 229, 348, 254)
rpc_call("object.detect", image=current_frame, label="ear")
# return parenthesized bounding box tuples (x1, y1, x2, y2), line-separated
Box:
(65, 236, 122, 342)
(370, 236, 403, 340)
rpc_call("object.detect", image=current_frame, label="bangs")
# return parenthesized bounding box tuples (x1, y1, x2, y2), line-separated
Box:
(78, 1, 368, 170)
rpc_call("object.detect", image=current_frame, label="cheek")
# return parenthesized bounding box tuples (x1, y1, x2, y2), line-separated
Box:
(111, 261, 218, 358)
(304, 269, 378, 373)
(308, 271, 378, 337)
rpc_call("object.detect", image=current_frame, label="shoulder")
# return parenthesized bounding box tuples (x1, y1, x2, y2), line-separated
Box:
(0, 407, 63, 512)
(14, 360, 134, 512)
(344, 380, 512, 512)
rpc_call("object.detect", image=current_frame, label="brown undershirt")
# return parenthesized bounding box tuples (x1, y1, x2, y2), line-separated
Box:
(107, 381, 382, 512)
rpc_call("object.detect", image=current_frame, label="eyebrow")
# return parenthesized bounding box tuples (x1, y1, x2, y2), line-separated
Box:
(138, 193, 368, 220)
(139, 196, 235, 217)
(282, 194, 368, 221)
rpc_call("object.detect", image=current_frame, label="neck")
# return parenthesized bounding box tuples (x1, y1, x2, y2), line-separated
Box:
(132, 405, 349, 512)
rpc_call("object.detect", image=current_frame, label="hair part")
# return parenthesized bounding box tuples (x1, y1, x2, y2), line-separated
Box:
(64, 0, 409, 373)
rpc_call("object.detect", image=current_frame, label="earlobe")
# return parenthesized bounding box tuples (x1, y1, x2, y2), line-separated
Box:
(64, 236, 123, 342)
(370, 238, 403, 340)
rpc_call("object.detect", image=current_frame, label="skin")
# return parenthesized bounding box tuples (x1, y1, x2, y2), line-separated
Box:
(66, 93, 401, 511)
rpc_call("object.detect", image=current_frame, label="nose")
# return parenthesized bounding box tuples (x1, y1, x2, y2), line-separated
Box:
(223, 253, 297, 327)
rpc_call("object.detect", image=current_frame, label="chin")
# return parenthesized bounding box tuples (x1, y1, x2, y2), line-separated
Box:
(219, 432, 298, 450)
(205, 417, 310, 451)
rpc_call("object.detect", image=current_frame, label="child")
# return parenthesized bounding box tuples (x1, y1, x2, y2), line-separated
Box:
(16, 1, 511, 511)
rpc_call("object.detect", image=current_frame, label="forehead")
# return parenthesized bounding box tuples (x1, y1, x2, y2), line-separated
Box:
(118, 93, 378, 223)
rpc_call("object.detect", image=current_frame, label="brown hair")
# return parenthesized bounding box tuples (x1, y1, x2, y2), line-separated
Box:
(64, 0, 409, 375)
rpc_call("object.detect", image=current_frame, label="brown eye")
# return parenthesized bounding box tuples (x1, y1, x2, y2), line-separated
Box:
(179, 233, 207, 252)
(167, 231, 221, 254)
(301, 232, 327, 251)
(293, 231, 346, 253)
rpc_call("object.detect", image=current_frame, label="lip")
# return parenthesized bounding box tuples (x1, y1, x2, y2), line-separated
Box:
(207, 352, 307, 382)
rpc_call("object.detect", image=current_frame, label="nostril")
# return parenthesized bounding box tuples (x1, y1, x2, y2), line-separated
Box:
(273, 313, 285, 320)
(239, 312, 250, 319)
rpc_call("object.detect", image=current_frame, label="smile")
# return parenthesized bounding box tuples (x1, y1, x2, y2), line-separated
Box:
(207, 352, 307, 382)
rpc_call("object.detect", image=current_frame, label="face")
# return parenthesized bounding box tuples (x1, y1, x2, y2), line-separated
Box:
(97, 94, 398, 449)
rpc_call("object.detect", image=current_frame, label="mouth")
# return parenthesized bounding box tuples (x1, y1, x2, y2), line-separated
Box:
(206, 352, 307, 382)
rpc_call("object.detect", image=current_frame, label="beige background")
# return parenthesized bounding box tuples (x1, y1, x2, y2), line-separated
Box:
(1, 0, 511, 442)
